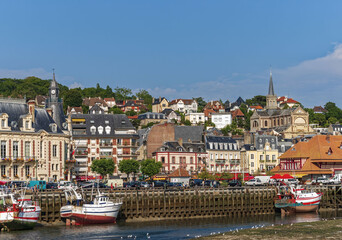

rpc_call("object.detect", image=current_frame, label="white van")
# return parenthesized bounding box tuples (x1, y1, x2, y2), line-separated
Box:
(58, 181, 77, 190)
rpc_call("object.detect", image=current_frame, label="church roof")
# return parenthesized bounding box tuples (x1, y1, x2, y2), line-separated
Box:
(268, 71, 275, 96)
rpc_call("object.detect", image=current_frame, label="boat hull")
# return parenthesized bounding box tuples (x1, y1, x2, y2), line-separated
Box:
(61, 203, 122, 225)
(275, 193, 322, 213)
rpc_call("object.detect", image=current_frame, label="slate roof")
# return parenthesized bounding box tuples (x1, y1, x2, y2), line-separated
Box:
(71, 114, 137, 138)
(205, 135, 238, 150)
(174, 125, 204, 143)
(157, 141, 205, 153)
(152, 97, 167, 105)
(231, 97, 245, 108)
(0, 101, 64, 134)
(161, 108, 180, 117)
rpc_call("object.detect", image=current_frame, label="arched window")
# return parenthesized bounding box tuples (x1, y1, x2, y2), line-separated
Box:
(105, 126, 111, 134)
(90, 126, 96, 135)
(98, 126, 104, 134)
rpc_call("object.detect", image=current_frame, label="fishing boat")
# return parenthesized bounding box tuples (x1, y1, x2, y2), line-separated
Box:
(275, 185, 323, 213)
(60, 186, 122, 225)
(0, 192, 41, 230)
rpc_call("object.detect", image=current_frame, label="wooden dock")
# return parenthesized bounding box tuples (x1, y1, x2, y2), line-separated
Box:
(29, 185, 342, 223)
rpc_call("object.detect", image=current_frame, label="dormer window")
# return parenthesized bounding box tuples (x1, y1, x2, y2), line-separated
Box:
(189, 148, 193, 152)
(327, 147, 333, 155)
(1, 119, 5, 128)
(90, 126, 96, 135)
(98, 126, 104, 134)
(105, 126, 111, 134)
(160, 147, 165, 152)
(25, 121, 29, 129)
(49, 124, 57, 133)
(177, 147, 183, 152)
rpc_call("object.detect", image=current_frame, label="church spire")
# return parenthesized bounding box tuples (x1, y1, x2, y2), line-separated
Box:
(268, 68, 275, 96)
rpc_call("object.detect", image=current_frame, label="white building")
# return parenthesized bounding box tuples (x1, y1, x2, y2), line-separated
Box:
(169, 99, 198, 114)
(185, 112, 205, 125)
(211, 113, 232, 129)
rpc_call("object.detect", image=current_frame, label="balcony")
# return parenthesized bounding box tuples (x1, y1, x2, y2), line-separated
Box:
(100, 142, 113, 147)
(75, 150, 88, 156)
(1, 156, 38, 163)
(117, 152, 139, 157)
(229, 160, 240, 165)
(215, 159, 226, 165)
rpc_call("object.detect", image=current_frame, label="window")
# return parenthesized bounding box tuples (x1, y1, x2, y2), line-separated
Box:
(1, 119, 5, 128)
(25, 165, 30, 177)
(251, 162, 254, 167)
(172, 157, 175, 164)
(52, 164, 54, 171)
(53, 145, 57, 157)
(190, 157, 193, 164)
(272, 155, 276, 161)
(13, 165, 18, 177)
(90, 126, 96, 135)
(25, 121, 29, 129)
(260, 155, 264, 161)
(13, 141, 19, 159)
(56, 164, 58, 170)
(266, 155, 270, 161)
(25, 142, 30, 158)
(1, 165, 5, 176)
(264, 120, 268, 127)
(98, 126, 104, 134)
(161, 157, 165, 163)
(251, 154, 254, 159)
(105, 126, 111, 134)
(1, 141, 6, 158)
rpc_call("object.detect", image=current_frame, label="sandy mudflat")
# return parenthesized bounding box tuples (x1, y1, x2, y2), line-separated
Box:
(196, 219, 342, 240)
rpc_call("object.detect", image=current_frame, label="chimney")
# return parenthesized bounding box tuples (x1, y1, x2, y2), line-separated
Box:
(46, 108, 53, 117)
(28, 100, 35, 123)
(152, 97, 155, 103)
(159, 96, 161, 102)
(178, 138, 183, 147)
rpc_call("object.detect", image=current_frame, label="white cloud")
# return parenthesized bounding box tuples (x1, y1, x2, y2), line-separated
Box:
(149, 44, 342, 108)
(69, 82, 83, 89)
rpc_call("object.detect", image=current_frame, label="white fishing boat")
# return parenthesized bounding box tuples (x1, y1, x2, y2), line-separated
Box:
(0, 192, 41, 230)
(275, 185, 323, 213)
(60, 186, 122, 225)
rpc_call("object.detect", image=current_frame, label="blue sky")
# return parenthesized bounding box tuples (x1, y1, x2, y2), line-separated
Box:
(1, 1, 342, 108)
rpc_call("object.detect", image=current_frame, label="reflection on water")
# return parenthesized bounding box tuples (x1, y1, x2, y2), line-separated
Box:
(1, 211, 342, 240)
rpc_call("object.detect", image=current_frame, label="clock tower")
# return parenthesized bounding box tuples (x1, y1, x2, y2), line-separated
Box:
(49, 71, 59, 102)
(45, 70, 67, 131)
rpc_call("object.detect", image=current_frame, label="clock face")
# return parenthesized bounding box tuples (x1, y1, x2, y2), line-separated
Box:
(51, 89, 56, 94)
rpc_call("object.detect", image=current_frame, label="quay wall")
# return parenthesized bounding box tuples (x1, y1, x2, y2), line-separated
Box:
(29, 185, 342, 223)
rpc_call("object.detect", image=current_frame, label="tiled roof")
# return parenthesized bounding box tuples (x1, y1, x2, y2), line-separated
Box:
(104, 98, 115, 101)
(82, 97, 108, 107)
(313, 106, 327, 113)
(231, 109, 244, 119)
(169, 99, 195, 105)
(250, 105, 263, 110)
(168, 168, 190, 178)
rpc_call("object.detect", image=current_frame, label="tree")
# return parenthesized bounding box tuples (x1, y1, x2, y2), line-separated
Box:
(90, 158, 115, 179)
(140, 159, 162, 179)
(193, 97, 207, 112)
(136, 89, 153, 105)
(118, 159, 140, 180)
(198, 169, 212, 180)
(115, 87, 132, 101)
(246, 95, 266, 107)
(64, 88, 83, 108)
(109, 106, 124, 114)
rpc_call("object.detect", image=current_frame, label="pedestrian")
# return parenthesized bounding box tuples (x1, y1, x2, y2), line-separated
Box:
(111, 183, 113, 190)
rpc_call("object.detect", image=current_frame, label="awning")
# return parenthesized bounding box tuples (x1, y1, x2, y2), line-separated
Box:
(72, 118, 86, 122)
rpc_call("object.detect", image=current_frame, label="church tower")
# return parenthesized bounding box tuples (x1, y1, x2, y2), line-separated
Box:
(266, 70, 277, 110)
(49, 71, 60, 102)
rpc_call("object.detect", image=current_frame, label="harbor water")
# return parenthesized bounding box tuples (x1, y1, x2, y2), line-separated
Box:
(0, 211, 341, 240)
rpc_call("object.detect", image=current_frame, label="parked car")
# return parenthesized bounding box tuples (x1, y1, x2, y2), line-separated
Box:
(167, 182, 183, 188)
(328, 174, 342, 184)
(312, 177, 329, 185)
(46, 182, 59, 189)
(228, 180, 242, 187)
(140, 182, 150, 188)
(245, 178, 263, 186)
(285, 178, 299, 186)
(152, 180, 168, 188)
(204, 180, 220, 188)
(189, 179, 203, 187)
